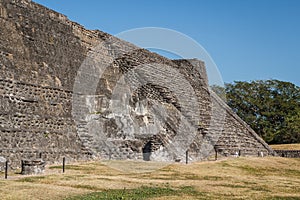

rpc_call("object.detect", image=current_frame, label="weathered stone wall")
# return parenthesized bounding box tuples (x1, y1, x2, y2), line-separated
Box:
(0, 0, 274, 168)
(0, 0, 94, 168)
(212, 92, 271, 156)
(275, 150, 300, 158)
(0, 156, 6, 171)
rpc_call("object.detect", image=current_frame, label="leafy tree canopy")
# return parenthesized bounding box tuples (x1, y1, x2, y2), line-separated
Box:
(212, 80, 300, 144)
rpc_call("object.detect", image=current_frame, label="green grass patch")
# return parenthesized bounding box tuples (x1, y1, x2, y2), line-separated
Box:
(220, 162, 232, 167)
(267, 196, 300, 200)
(237, 165, 267, 176)
(183, 173, 201, 180)
(202, 175, 225, 181)
(237, 164, 300, 177)
(242, 181, 258, 185)
(249, 185, 271, 192)
(72, 185, 100, 191)
(65, 186, 207, 200)
(214, 183, 247, 189)
(283, 169, 300, 177)
(49, 165, 94, 170)
(18, 176, 46, 183)
(61, 175, 86, 181)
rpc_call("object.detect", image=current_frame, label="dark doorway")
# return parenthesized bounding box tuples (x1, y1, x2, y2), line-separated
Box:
(142, 141, 152, 161)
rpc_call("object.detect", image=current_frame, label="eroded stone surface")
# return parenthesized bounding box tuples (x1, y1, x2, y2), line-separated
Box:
(21, 159, 45, 175)
(0, 156, 6, 171)
(0, 0, 274, 168)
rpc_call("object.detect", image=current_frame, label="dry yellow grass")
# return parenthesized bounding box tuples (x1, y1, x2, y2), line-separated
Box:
(0, 157, 299, 199)
(270, 143, 300, 150)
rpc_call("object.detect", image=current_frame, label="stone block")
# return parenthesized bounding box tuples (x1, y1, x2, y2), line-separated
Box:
(21, 159, 46, 175)
(0, 156, 6, 171)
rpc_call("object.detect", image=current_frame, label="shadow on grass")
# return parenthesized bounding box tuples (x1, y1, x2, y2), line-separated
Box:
(65, 186, 209, 200)
(267, 197, 300, 200)
(17, 176, 46, 183)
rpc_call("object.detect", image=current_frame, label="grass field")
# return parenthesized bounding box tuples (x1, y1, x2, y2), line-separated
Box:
(0, 157, 299, 199)
(270, 143, 300, 150)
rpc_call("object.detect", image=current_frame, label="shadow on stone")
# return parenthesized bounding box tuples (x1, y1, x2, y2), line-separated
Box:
(143, 141, 152, 161)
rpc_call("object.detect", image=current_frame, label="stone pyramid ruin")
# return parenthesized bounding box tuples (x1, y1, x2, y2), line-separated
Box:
(0, 0, 274, 168)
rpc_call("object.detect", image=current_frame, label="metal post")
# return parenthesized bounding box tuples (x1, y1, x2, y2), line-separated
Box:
(238, 150, 241, 157)
(21, 160, 24, 175)
(186, 150, 188, 164)
(62, 157, 65, 173)
(215, 149, 218, 161)
(5, 161, 8, 179)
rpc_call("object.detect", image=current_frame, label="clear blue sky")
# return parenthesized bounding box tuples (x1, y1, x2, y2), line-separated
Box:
(33, 0, 300, 86)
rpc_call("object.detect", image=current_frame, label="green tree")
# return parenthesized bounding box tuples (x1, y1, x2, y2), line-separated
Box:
(221, 80, 300, 144)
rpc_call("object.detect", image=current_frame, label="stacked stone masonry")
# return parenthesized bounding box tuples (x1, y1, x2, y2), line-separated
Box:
(0, 0, 274, 168)
(274, 150, 300, 158)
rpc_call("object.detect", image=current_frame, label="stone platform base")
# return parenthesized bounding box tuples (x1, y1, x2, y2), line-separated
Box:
(21, 159, 46, 175)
